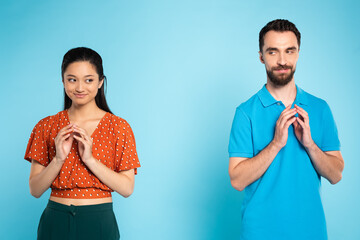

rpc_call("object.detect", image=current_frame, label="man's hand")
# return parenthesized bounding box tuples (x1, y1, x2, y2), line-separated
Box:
(293, 104, 314, 149)
(272, 105, 297, 149)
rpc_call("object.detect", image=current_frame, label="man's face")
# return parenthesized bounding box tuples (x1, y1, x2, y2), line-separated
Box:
(259, 30, 299, 86)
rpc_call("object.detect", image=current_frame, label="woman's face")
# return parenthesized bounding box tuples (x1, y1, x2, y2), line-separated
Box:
(63, 61, 104, 107)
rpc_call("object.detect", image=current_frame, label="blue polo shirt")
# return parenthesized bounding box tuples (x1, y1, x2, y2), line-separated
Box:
(229, 84, 340, 240)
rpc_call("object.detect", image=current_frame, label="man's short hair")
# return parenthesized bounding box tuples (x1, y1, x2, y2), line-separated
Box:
(259, 19, 301, 52)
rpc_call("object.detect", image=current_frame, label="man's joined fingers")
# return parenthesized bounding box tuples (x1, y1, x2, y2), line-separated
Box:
(278, 109, 297, 127)
(284, 116, 297, 128)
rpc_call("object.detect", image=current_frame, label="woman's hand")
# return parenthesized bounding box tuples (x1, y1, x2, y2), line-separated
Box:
(54, 124, 74, 164)
(72, 125, 135, 197)
(72, 125, 94, 165)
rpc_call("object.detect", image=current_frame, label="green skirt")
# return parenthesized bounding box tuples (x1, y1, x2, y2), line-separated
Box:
(37, 200, 120, 240)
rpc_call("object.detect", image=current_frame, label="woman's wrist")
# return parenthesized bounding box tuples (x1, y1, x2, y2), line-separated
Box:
(83, 156, 97, 168)
(53, 156, 65, 165)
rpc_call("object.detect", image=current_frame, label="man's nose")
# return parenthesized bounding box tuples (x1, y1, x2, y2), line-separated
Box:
(277, 53, 287, 66)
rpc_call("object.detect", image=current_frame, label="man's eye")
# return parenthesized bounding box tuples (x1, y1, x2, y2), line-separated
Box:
(269, 51, 275, 55)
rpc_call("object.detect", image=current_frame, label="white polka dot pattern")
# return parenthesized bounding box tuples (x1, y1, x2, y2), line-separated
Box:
(24, 110, 140, 199)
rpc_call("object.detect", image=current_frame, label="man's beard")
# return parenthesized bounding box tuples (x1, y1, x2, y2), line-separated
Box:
(266, 65, 295, 86)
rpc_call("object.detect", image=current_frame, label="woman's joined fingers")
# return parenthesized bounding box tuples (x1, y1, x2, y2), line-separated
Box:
(56, 124, 74, 138)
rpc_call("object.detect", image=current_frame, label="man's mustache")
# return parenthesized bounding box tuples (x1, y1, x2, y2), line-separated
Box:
(272, 65, 292, 71)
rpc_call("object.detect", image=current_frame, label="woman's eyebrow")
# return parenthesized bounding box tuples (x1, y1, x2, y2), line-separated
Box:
(65, 74, 77, 77)
(65, 74, 95, 77)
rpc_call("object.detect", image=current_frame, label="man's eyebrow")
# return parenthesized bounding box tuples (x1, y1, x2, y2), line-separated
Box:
(287, 47, 298, 51)
(265, 47, 278, 52)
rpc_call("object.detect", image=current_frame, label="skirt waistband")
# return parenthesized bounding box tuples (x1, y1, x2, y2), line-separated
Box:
(46, 200, 113, 214)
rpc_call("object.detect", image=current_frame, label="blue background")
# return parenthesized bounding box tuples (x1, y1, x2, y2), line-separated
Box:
(1, 0, 359, 239)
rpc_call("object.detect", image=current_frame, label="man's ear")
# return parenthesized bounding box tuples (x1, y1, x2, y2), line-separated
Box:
(259, 51, 265, 64)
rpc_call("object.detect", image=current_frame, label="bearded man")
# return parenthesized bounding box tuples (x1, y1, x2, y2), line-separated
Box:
(228, 19, 344, 240)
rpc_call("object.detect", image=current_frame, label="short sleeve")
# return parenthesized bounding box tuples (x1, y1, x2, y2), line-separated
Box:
(115, 121, 140, 174)
(320, 102, 341, 151)
(24, 119, 50, 166)
(228, 107, 254, 158)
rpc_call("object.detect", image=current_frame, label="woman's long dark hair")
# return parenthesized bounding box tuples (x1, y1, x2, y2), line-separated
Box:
(61, 47, 112, 114)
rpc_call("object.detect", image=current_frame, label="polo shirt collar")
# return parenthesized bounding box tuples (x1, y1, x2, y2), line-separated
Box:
(257, 84, 309, 108)
(293, 85, 309, 106)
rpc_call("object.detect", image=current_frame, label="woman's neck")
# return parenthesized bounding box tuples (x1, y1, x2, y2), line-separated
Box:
(67, 101, 104, 120)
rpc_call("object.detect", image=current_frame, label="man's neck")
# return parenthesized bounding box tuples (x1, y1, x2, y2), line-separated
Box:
(266, 79, 297, 107)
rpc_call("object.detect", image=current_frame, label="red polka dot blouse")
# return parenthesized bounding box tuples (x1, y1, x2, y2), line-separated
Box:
(24, 110, 140, 199)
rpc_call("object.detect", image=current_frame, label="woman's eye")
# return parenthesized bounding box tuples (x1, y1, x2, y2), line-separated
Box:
(68, 78, 76, 82)
(86, 79, 93, 83)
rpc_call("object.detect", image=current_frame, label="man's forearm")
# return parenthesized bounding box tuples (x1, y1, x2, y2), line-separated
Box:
(230, 141, 282, 191)
(305, 141, 344, 184)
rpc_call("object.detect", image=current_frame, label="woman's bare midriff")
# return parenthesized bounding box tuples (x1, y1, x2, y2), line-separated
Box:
(50, 196, 113, 206)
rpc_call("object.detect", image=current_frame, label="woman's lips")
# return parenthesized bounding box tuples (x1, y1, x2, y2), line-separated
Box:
(74, 94, 87, 98)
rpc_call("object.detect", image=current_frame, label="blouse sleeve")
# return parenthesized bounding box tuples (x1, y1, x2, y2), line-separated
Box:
(115, 120, 140, 174)
(24, 119, 50, 166)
